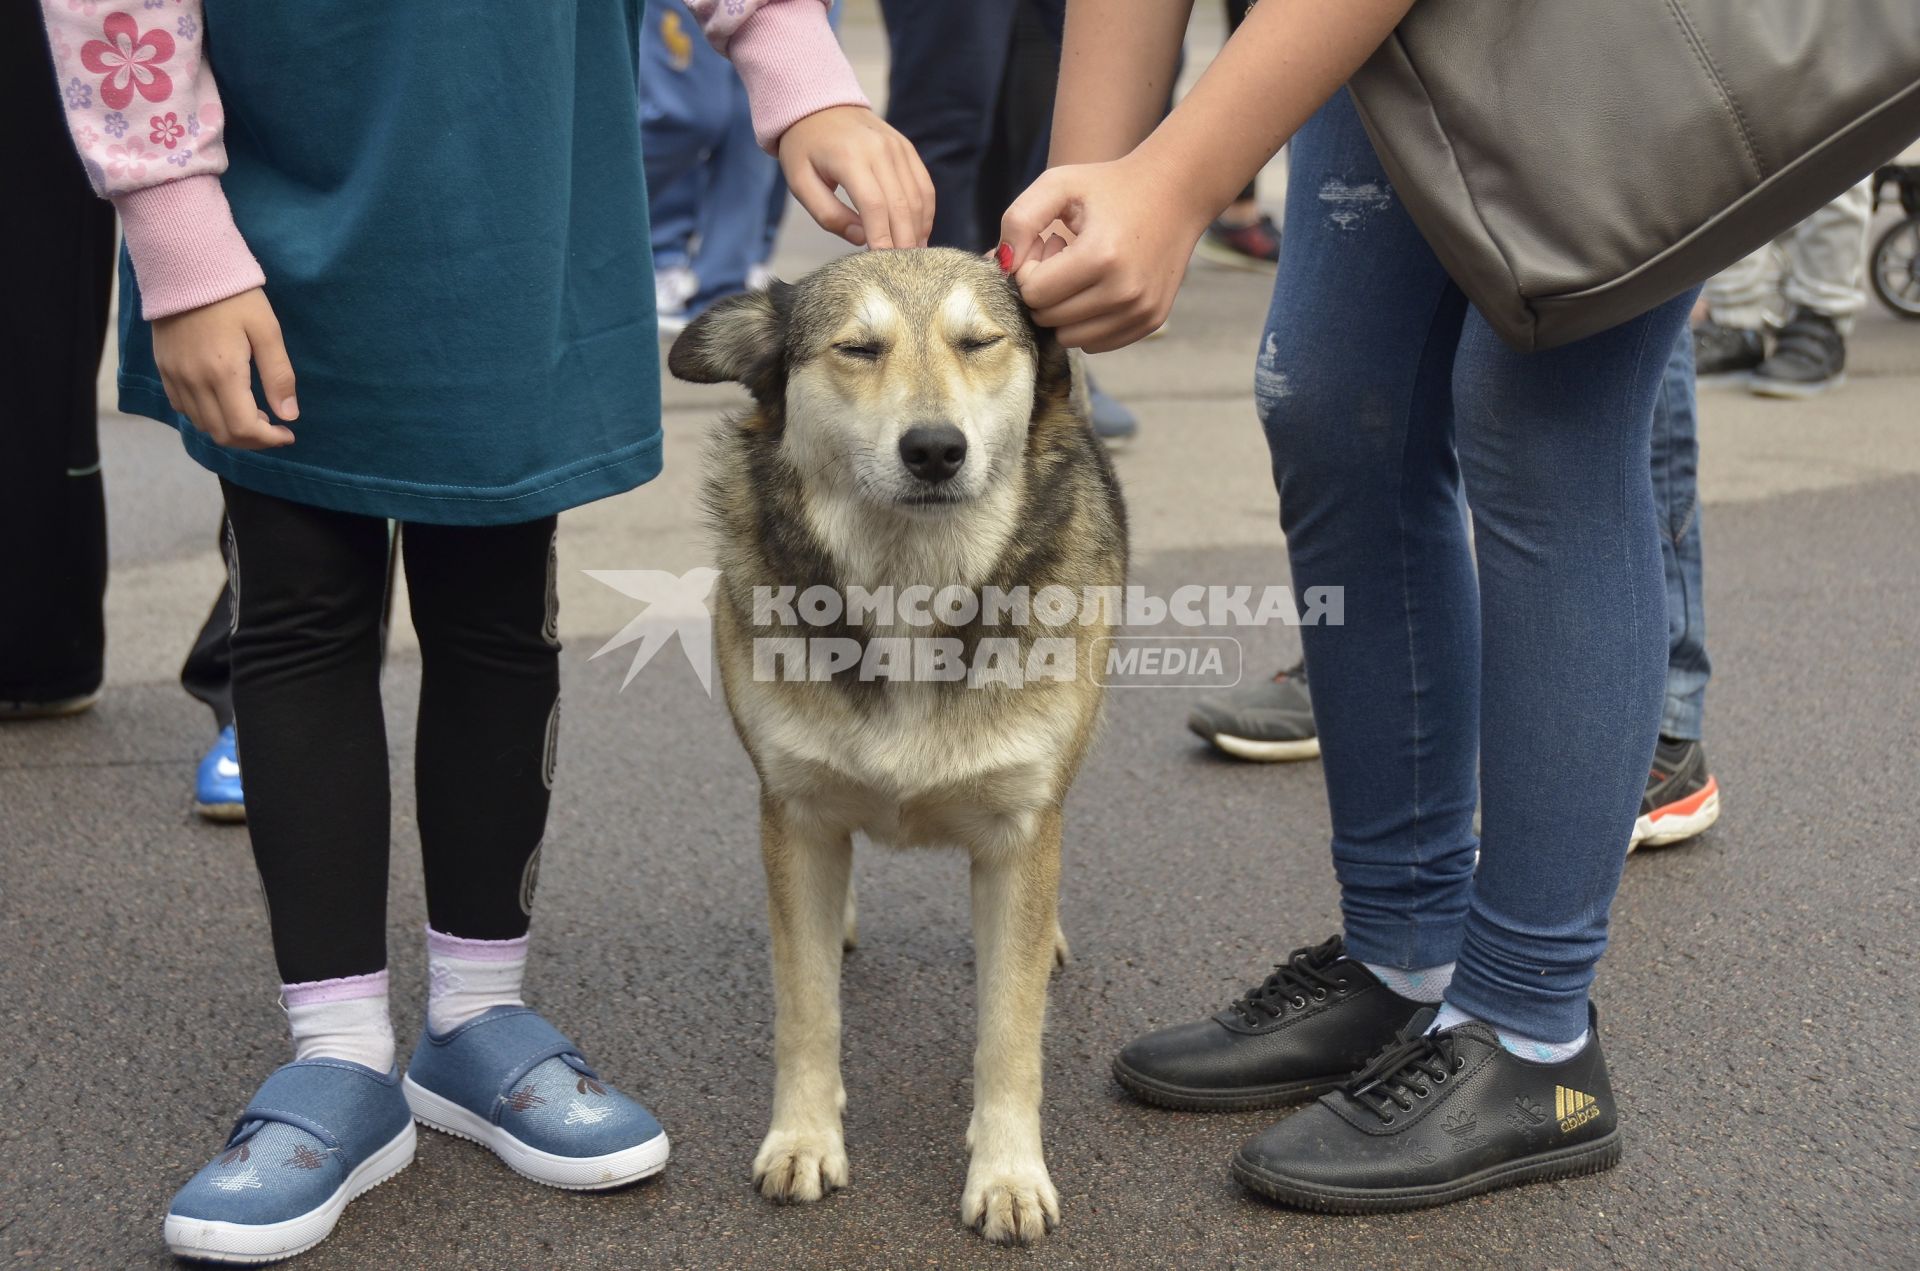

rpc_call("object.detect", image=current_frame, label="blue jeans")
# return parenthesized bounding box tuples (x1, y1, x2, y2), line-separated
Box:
(639, 0, 781, 307)
(1261, 93, 1696, 1042)
(1650, 330, 1710, 741)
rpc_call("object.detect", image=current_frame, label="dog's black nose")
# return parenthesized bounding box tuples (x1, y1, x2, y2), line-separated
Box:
(898, 423, 968, 483)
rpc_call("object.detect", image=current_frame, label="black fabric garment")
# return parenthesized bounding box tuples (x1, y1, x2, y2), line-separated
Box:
(221, 480, 559, 984)
(0, 10, 115, 702)
(180, 514, 398, 732)
(877, 0, 1065, 251)
(179, 519, 238, 730)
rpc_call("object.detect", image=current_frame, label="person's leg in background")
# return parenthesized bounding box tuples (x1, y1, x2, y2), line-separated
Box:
(750, 0, 841, 289)
(1750, 179, 1873, 399)
(684, 68, 780, 315)
(1637, 328, 1722, 850)
(1693, 240, 1774, 382)
(180, 524, 247, 821)
(1194, 0, 1283, 271)
(1, 11, 114, 718)
(969, 0, 1141, 442)
(649, 169, 704, 333)
(877, 0, 1021, 250)
(640, 0, 731, 334)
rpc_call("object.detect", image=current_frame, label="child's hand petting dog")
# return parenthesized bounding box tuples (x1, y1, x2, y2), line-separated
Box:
(779, 105, 935, 250)
(999, 154, 1211, 353)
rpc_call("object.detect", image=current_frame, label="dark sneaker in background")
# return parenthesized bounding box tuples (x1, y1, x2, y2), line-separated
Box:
(1692, 320, 1765, 384)
(1188, 661, 1319, 761)
(1196, 213, 1283, 271)
(1231, 1007, 1621, 1214)
(1750, 307, 1847, 398)
(1112, 935, 1425, 1112)
(1632, 736, 1720, 850)
(0, 687, 101, 720)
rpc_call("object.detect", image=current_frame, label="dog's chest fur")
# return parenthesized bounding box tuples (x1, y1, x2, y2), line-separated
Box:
(706, 401, 1127, 853)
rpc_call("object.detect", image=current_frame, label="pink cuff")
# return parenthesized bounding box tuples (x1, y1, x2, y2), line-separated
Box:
(726, 4, 871, 152)
(113, 175, 266, 320)
(282, 970, 389, 1008)
(426, 926, 531, 963)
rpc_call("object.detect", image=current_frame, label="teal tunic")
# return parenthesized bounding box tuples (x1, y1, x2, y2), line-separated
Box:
(117, 1, 662, 525)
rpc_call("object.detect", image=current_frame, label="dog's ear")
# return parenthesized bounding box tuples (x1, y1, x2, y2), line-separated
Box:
(667, 281, 793, 399)
(1028, 317, 1076, 422)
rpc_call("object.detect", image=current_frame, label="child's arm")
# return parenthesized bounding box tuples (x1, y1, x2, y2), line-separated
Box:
(1001, 0, 1416, 351)
(39, 2, 297, 449)
(693, 0, 933, 250)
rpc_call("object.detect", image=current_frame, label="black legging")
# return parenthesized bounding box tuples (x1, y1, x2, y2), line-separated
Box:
(222, 480, 559, 984)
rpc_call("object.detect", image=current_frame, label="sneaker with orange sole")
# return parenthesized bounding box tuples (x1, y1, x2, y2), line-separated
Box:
(1631, 736, 1720, 850)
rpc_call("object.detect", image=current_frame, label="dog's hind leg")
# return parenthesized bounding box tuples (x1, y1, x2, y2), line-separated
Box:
(960, 808, 1063, 1244)
(753, 796, 853, 1204)
(842, 877, 859, 951)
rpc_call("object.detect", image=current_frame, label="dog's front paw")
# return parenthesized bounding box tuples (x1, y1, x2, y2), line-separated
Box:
(961, 1161, 1059, 1245)
(752, 1128, 849, 1204)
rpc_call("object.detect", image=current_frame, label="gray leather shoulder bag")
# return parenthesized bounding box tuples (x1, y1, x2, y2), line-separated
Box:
(1347, 1, 1920, 350)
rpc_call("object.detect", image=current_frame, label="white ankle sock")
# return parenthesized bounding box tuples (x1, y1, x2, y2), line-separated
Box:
(1430, 1000, 1589, 1063)
(283, 971, 396, 1071)
(1363, 961, 1455, 1003)
(425, 926, 528, 1034)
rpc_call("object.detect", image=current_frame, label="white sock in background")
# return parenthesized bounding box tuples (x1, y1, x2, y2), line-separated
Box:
(1363, 961, 1455, 1003)
(283, 971, 396, 1071)
(1431, 1000, 1589, 1064)
(425, 927, 529, 1034)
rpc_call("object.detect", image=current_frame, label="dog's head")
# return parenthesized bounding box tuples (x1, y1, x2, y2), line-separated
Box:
(669, 247, 1070, 513)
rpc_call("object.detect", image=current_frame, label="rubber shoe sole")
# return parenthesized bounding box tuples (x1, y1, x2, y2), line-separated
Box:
(1111, 1054, 1342, 1112)
(1631, 776, 1720, 851)
(195, 799, 247, 824)
(1208, 733, 1322, 763)
(0, 688, 102, 720)
(162, 1121, 415, 1265)
(403, 1075, 669, 1191)
(1230, 1126, 1622, 1214)
(1749, 372, 1846, 400)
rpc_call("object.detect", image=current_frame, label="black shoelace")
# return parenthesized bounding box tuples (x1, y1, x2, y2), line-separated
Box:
(1226, 935, 1348, 1026)
(1342, 1029, 1465, 1124)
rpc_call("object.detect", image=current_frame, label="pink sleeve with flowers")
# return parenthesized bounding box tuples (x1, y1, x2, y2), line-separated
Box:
(689, 0, 870, 152)
(39, 0, 262, 319)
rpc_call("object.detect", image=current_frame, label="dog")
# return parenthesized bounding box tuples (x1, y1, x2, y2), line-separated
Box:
(669, 247, 1126, 1244)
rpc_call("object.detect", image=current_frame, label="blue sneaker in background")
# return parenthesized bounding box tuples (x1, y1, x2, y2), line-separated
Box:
(404, 1006, 669, 1190)
(164, 1059, 416, 1265)
(195, 725, 246, 823)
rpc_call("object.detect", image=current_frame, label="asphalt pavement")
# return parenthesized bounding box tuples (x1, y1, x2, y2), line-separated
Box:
(5, 9, 1920, 1268)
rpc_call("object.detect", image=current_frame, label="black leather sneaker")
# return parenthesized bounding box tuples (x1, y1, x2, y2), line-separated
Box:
(1112, 936, 1426, 1111)
(1231, 1006, 1621, 1213)
(1692, 319, 1765, 382)
(1750, 307, 1848, 398)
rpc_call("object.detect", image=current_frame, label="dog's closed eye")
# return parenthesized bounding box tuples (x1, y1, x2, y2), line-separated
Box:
(957, 334, 1005, 354)
(833, 341, 885, 361)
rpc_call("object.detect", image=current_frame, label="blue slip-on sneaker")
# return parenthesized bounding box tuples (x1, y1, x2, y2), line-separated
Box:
(403, 1006, 669, 1190)
(194, 725, 246, 823)
(164, 1059, 416, 1265)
